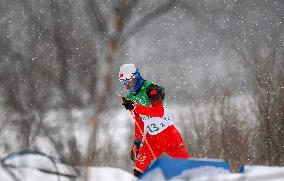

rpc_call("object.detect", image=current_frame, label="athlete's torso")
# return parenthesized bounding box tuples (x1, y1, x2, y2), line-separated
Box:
(126, 80, 174, 135)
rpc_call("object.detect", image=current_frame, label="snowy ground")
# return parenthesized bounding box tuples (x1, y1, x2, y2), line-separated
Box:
(0, 95, 256, 163)
(1, 154, 284, 181)
(0, 96, 281, 181)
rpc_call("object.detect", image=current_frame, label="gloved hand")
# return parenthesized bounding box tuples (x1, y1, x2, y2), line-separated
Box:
(130, 140, 142, 162)
(122, 97, 135, 110)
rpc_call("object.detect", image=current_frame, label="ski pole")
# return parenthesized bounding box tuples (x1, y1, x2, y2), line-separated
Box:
(129, 110, 157, 161)
(118, 94, 156, 160)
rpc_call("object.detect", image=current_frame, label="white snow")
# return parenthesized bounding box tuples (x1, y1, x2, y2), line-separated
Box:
(0, 154, 136, 181)
(1, 154, 284, 181)
(172, 166, 230, 180)
(0, 165, 136, 181)
(141, 168, 166, 181)
(88, 167, 136, 181)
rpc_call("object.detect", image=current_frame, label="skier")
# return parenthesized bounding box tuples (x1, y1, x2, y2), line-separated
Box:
(119, 63, 190, 177)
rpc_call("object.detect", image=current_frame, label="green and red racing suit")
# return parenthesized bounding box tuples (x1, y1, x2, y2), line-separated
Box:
(126, 80, 190, 172)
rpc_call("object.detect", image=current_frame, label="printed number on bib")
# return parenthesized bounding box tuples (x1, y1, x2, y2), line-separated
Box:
(147, 122, 166, 133)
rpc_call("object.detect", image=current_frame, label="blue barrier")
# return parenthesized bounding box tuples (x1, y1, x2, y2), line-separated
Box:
(239, 166, 245, 173)
(142, 157, 231, 180)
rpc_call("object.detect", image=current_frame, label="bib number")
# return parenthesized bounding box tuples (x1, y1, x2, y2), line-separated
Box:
(146, 122, 166, 133)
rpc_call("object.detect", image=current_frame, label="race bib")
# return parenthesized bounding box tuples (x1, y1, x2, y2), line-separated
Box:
(141, 107, 173, 135)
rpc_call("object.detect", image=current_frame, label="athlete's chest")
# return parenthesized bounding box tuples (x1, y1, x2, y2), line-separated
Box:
(127, 88, 151, 106)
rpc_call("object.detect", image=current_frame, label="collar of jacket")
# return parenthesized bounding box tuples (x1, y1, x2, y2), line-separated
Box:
(129, 69, 145, 95)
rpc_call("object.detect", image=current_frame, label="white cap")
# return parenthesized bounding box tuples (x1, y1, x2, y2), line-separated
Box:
(119, 64, 137, 80)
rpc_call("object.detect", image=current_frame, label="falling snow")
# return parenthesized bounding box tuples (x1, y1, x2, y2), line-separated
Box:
(0, 0, 283, 178)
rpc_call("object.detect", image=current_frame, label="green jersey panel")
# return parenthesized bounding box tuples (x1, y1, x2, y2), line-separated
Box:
(126, 80, 154, 106)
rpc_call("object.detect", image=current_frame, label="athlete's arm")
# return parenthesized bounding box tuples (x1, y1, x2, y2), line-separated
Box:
(134, 103, 164, 118)
(133, 84, 165, 118)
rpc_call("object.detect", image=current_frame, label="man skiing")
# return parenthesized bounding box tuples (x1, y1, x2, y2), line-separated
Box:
(119, 63, 190, 177)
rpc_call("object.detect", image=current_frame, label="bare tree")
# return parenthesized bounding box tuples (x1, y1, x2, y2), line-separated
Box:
(234, 21, 284, 165)
(180, 0, 284, 166)
(0, 0, 100, 164)
(84, 0, 181, 168)
(219, 91, 253, 171)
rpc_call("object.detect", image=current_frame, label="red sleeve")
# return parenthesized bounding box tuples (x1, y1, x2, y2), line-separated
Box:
(134, 101, 164, 118)
(132, 112, 144, 141)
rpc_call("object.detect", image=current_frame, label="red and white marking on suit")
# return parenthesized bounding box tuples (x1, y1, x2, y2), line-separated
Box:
(132, 99, 190, 172)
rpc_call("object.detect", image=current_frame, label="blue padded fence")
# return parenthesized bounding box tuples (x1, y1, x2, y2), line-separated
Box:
(142, 157, 231, 180)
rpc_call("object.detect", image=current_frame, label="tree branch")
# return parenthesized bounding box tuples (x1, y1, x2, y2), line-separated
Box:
(120, 0, 140, 27)
(85, 0, 109, 39)
(119, 0, 180, 46)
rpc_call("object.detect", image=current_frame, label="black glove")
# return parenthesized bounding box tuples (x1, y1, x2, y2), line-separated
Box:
(130, 140, 142, 162)
(122, 97, 134, 110)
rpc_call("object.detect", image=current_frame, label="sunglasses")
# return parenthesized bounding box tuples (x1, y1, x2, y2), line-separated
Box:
(120, 74, 135, 85)
(120, 78, 132, 85)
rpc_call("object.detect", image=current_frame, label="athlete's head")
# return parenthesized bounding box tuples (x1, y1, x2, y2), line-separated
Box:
(119, 64, 145, 94)
(119, 63, 136, 89)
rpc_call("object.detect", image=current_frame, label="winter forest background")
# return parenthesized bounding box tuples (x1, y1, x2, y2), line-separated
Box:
(0, 0, 283, 175)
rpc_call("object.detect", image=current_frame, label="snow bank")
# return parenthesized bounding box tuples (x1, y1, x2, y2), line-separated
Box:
(141, 165, 284, 181)
(89, 167, 136, 181)
(0, 152, 136, 181)
(1, 151, 284, 181)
